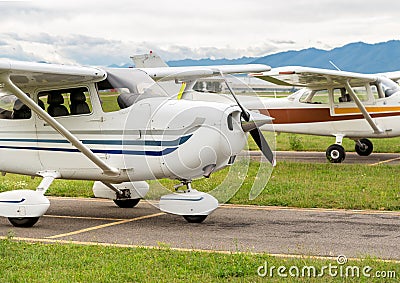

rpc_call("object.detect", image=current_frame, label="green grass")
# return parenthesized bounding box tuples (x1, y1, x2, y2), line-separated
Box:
(247, 133, 400, 153)
(2, 161, 400, 211)
(0, 239, 398, 282)
(154, 160, 400, 210)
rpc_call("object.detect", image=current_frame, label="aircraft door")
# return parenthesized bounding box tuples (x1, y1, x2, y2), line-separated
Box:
(0, 91, 42, 175)
(35, 87, 103, 179)
(330, 86, 376, 132)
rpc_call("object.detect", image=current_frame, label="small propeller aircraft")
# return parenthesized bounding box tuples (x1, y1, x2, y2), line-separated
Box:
(250, 66, 400, 163)
(131, 52, 400, 163)
(0, 59, 274, 227)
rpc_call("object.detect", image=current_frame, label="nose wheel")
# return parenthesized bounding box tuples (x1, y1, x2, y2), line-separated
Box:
(159, 180, 218, 223)
(326, 144, 346, 163)
(183, 215, 208, 223)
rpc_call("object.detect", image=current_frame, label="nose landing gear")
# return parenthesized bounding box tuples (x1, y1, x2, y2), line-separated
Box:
(159, 180, 218, 223)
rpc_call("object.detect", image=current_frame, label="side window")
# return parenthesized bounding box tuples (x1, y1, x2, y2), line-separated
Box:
(333, 88, 351, 103)
(0, 88, 31, 120)
(334, 86, 371, 104)
(350, 86, 369, 102)
(39, 87, 92, 117)
(370, 84, 381, 99)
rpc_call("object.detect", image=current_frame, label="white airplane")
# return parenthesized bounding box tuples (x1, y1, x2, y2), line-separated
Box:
(250, 66, 400, 163)
(131, 52, 400, 163)
(0, 59, 274, 227)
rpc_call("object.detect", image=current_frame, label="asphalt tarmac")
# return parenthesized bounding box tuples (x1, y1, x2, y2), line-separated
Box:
(245, 151, 400, 165)
(1, 197, 399, 261)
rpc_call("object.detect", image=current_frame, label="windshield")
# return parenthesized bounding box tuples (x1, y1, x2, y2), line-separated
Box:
(98, 68, 168, 97)
(96, 68, 169, 112)
(287, 88, 308, 101)
(379, 77, 400, 97)
(0, 87, 18, 118)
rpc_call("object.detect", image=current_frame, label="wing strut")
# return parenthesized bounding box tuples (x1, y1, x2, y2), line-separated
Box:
(344, 81, 384, 134)
(2, 75, 120, 176)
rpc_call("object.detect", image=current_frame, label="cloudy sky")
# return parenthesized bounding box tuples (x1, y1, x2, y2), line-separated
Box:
(0, 0, 399, 66)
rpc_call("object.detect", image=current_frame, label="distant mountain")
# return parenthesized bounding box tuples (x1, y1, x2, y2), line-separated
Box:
(163, 40, 400, 73)
(252, 41, 400, 73)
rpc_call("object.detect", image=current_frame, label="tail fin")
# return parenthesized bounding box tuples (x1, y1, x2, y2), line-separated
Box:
(131, 51, 168, 68)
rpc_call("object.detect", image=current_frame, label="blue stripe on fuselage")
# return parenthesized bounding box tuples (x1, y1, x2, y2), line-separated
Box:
(0, 198, 25, 204)
(0, 134, 191, 156)
(0, 134, 192, 146)
(0, 145, 178, 156)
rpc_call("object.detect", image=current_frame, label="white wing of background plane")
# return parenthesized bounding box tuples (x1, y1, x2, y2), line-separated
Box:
(138, 64, 271, 81)
(250, 66, 378, 88)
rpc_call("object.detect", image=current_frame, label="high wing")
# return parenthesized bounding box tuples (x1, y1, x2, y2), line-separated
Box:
(378, 70, 400, 82)
(250, 66, 378, 88)
(0, 59, 106, 88)
(138, 64, 271, 81)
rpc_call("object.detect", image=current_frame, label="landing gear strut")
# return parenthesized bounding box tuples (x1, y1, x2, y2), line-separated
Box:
(355, 138, 373, 156)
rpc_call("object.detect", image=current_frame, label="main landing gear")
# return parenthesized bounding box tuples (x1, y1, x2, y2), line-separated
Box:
(113, 198, 140, 208)
(326, 144, 346, 163)
(0, 171, 59, 227)
(354, 138, 373, 156)
(326, 136, 373, 163)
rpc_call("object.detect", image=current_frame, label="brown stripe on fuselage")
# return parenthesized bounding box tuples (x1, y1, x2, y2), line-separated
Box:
(259, 108, 400, 124)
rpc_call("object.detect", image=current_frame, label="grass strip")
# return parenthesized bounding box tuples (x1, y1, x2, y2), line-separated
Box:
(0, 239, 398, 282)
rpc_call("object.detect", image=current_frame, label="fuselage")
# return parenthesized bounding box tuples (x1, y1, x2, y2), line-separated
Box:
(0, 68, 246, 182)
(241, 78, 400, 140)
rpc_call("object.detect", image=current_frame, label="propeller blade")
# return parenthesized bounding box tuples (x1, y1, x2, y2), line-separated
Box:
(241, 111, 274, 132)
(218, 71, 275, 165)
(249, 127, 275, 166)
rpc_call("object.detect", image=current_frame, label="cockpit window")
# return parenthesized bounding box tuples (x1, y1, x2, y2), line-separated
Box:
(287, 88, 307, 101)
(97, 68, 168, 112)
(299, 89, 329, 104)
(380, 77, 400, 97)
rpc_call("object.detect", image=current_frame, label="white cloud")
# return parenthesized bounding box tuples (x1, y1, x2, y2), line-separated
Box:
(0, 0, 399, 65)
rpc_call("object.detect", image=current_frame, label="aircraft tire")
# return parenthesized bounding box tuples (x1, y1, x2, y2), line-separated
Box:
(8, 217, 40, 227)
(113, 198, 140, 208)
(183, 215, 208, 223)
(355, 138, 373, 156)
(326, 144, 346, 163)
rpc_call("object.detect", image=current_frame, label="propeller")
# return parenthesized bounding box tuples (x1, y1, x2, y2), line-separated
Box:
(219, 71, 276, 166)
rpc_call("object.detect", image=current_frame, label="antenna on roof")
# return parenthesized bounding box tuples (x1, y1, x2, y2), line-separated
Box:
(329, 60, 341, 71)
